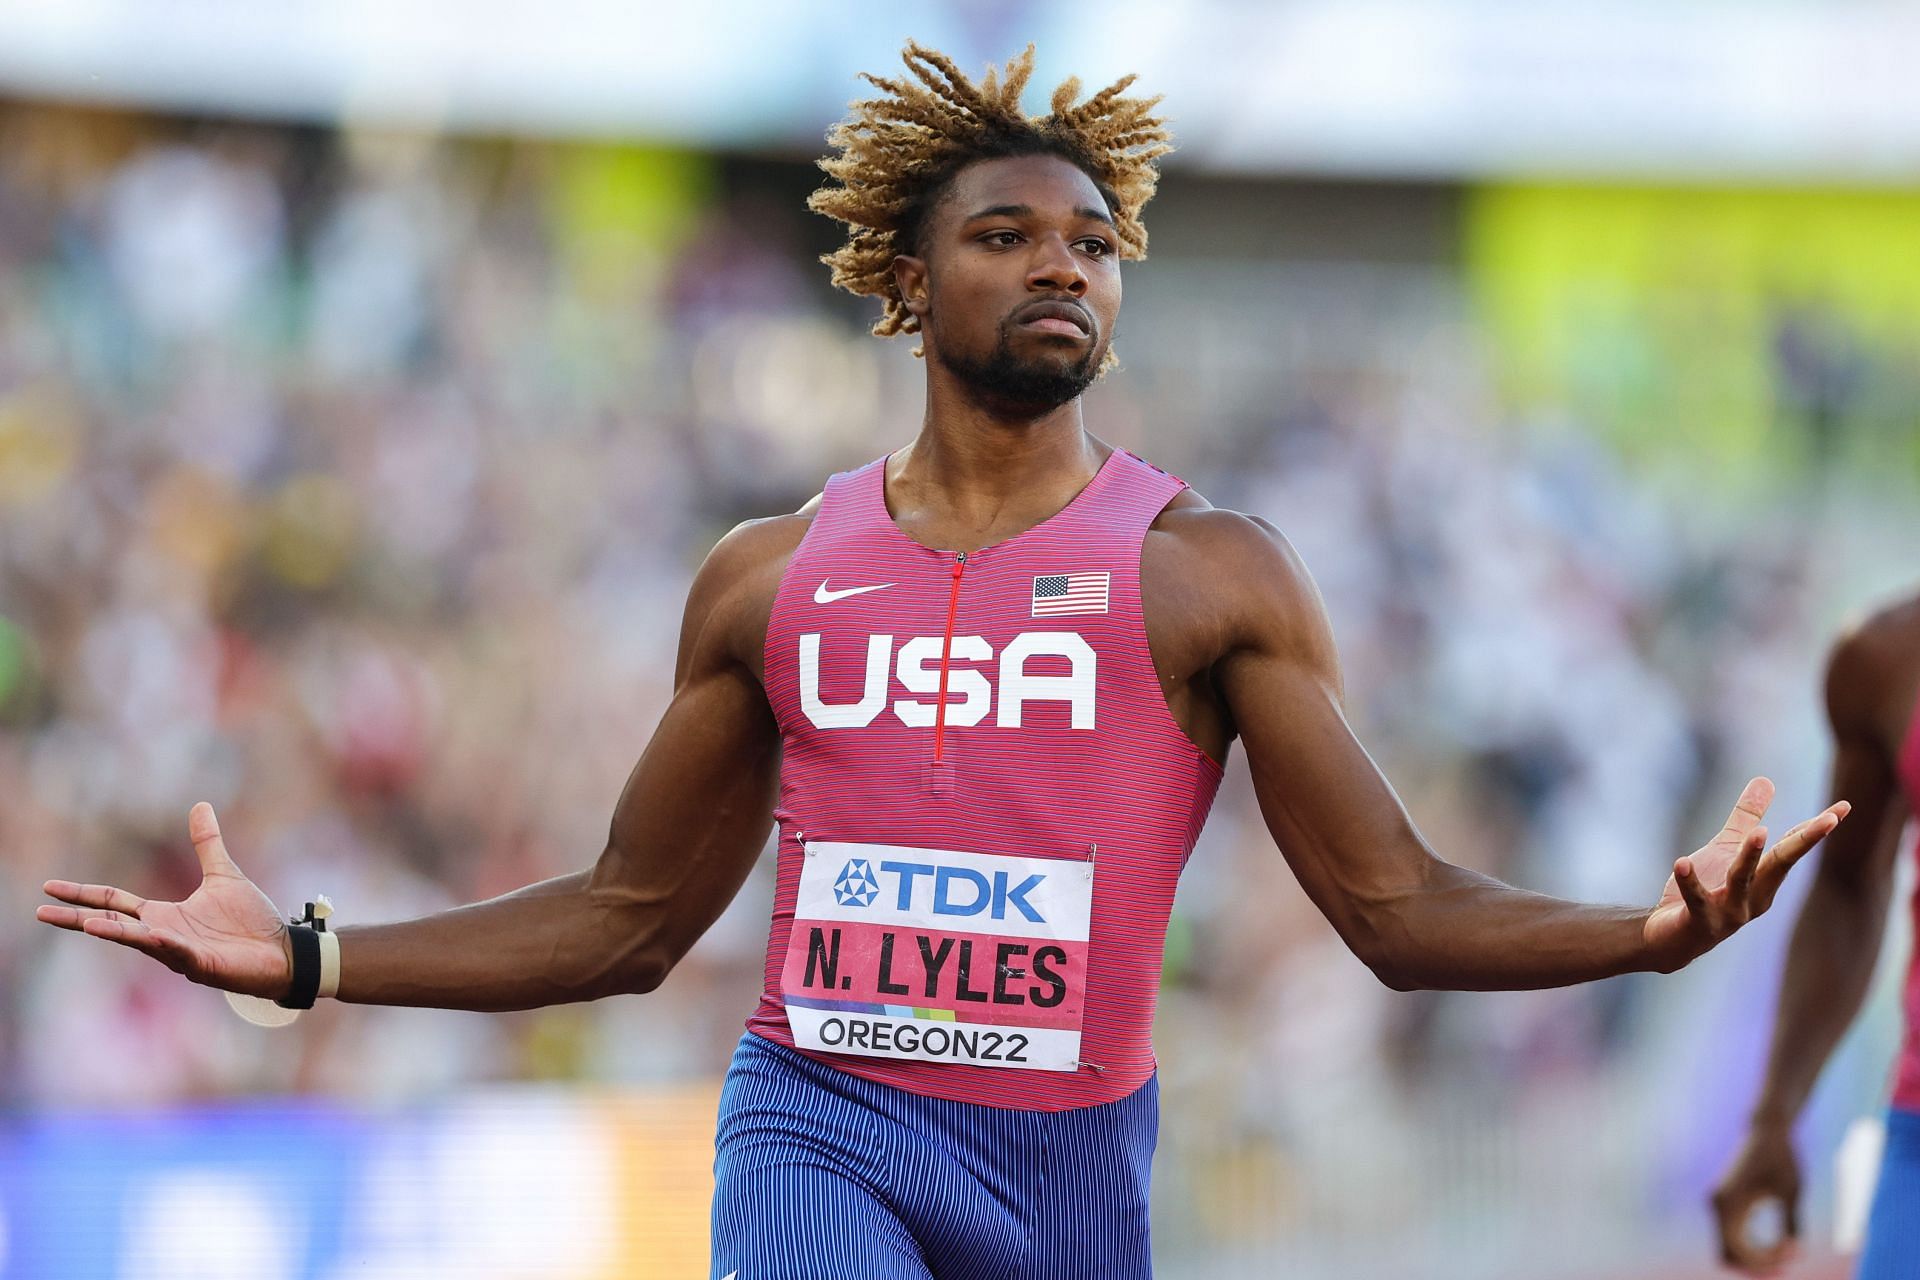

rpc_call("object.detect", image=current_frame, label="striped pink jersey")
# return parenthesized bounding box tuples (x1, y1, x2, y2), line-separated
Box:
(747, 448, 1224, 1110)
(1891, 689, 1920, 1110)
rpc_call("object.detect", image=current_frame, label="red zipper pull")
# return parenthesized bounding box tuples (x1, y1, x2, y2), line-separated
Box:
(931, 551, 968, 774)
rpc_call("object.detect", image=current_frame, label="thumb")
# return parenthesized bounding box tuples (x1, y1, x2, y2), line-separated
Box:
(188, 802, 242, 877)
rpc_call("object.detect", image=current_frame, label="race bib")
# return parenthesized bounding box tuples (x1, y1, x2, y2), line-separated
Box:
(781, 840, 1093, 1072)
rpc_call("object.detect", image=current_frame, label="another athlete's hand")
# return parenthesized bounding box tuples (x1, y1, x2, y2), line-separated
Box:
(1711, 1121, 1802, 1275)
(1642, 777, 1848, 972)
(35, 802, 293, 999)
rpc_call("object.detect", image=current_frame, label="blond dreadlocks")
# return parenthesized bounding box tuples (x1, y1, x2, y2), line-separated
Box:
(810, 42, 1173, 352)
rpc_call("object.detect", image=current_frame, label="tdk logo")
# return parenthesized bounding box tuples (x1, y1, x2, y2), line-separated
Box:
(833, 859, 881, 907)
(845, 859, 1047, 923)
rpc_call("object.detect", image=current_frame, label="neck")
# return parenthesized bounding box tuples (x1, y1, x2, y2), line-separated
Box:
(894, 355, 1102, 512)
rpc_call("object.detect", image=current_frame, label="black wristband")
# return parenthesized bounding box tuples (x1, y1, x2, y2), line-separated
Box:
(277, 924, 321, 1010)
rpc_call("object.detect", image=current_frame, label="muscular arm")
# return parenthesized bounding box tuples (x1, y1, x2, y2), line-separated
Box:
(1747, 627, 1911, 1126)
(1711, 604, 1916, 1271)
(333, 518, 797, 1009)
(39, 514, 806, 1012)
(1163, 508, 1836, 991)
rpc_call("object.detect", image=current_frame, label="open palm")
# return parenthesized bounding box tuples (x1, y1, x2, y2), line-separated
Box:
(36, 803, 292, 999)
(1643, 777, 1848, 970)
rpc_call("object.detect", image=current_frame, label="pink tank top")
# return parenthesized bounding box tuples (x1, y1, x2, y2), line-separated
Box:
(748, 448, 1223, 1110)
(1890, 688, 1920, 1109)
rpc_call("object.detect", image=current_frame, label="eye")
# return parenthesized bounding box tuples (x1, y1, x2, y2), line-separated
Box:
(1077, 237, 1115, 258)
(980, 230, 1024, 247)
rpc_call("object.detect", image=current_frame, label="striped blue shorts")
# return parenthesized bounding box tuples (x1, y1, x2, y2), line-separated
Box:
(1859, 1107, 1920, 1279)
(711, 1032, 1159, 1279)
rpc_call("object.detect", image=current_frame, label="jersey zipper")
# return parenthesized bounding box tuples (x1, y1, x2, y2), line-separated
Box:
(932, 551, 967, 762)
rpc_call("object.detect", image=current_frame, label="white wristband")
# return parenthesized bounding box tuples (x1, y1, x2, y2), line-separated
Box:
(317, 928, 341, 1000)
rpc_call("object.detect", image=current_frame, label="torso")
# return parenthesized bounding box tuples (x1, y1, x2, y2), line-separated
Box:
(734, 445, 1233, 1109)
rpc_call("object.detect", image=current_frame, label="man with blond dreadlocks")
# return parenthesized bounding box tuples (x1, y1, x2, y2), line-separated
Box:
(38, 43, 1847, 1278)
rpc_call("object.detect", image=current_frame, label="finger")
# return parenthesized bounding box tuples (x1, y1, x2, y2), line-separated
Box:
(36, 904, 140, 932)
(188, 802, 240, 877)
(1714, 777, 1776, 846)
(1674, 856, 1712, 922)
(79, 915, 194, 969)
(1754, 1237, 1798, 1278)
(1725, 826, 1767, 907)
(1715, 1211, 1775, 1273)
(1711, 1191, 1750, 1265)
(41, 879, 147, 916)
(1752, 806, 1850, 911)
(1762, 811, 1842, 874)
(1714, 1195, 1790, 1274)
(1746, 1197, 1800, 1275)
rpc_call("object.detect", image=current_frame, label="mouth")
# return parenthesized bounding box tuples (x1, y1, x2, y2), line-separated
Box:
(1010, 299, 1093, 340)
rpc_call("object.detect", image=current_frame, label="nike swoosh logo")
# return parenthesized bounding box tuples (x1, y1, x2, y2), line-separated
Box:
(814, 580, 894, 604)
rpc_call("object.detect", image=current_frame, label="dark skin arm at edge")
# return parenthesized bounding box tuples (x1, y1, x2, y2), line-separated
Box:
(1174, 506, 1791, 991)
(1749, 629, 1907, 1128)
(331, 514, 803, 1010)
(1710, 616, 1913, 1272)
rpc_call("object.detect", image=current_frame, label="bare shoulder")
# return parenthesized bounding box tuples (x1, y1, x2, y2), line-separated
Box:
(1826, 587, 1920, 739)
(1149, 484, 1297, 559)
(1143, 486, 1334, 665)
(678, 503, 818, 680)
(1829, 589, 1920, 685)
(703, 507, 816, 586)
(1147, 489, 1326, 624)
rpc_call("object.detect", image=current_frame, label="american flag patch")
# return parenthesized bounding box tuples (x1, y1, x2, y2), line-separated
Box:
(1031, 572, 1110, 617)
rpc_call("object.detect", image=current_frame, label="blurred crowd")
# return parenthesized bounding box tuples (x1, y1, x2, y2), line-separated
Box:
(1, 103, 1914, 1271)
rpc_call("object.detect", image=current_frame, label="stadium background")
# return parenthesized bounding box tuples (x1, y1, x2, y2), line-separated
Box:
(2, 3, 1918, 1276)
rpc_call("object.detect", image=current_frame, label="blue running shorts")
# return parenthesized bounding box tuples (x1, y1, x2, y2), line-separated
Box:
(710, 1031, 1159, 1280)
(1859, 1107, 1920, 1279)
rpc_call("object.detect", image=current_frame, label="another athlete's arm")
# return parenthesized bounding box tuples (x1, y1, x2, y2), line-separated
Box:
(1178, 510, 1846, 991)
(35, 516, 802, 1011)
(1711, 618, 1913, 1274)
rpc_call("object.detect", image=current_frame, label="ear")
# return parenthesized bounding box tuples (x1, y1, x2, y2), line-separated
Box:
(892, 255, 930, 320)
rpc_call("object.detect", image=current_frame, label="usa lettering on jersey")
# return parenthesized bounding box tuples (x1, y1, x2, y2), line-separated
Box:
(797, 632, 1096, 730)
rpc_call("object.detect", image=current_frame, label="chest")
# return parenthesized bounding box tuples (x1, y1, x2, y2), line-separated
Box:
(775, 543, 1131, 735)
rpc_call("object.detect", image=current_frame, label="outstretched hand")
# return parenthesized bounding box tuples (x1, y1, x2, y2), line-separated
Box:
(1643, 777, 1848, 971)
(35, 803, 293, 999)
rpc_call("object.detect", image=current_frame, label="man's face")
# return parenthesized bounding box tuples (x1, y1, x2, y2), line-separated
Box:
(898, 154, 1122, 415)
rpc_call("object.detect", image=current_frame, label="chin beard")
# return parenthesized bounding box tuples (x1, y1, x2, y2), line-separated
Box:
(940, 338, 1102, 416)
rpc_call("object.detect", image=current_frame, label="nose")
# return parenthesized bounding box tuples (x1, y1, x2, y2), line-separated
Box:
(1025, 233, 1088, 297)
